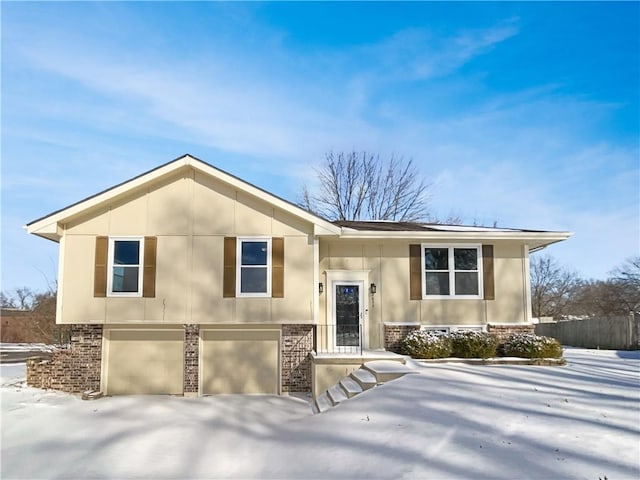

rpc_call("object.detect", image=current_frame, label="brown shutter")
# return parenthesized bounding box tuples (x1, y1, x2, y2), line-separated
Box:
(94, 236, 109, 297)
(482, 244, 495, 300)
(272, 237, 284, 298)
(409, 244, 422, 300)
(223, 237, 237, 298)
(143, 237, 157, 298)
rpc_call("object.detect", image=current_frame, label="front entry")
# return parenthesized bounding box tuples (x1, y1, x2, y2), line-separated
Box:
(333, 281, 363, 353)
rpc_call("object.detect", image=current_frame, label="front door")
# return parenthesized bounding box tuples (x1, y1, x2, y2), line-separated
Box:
(334, 282, 363, 352)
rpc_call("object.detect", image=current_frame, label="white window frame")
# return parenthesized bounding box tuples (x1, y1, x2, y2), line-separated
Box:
(236, 237, 272, 298)
(107, 236, 144, 297)
(421, 244, 483, 300)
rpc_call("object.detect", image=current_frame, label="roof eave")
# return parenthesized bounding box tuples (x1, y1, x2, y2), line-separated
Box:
(339, 228, 573, 247)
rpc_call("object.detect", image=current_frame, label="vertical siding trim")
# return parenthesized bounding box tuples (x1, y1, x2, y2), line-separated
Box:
(223, 237, 237, 298)
(272, 237, 284, 298)
(143, 236, 157, 298)
(94, 236, 108, 297)
(409, 244, 422, 300)
(482, 244, 495, 300)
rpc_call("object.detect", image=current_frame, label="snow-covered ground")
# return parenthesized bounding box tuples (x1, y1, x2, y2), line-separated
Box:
(0, 343, 58, 352)
(1, 348, 638, 479)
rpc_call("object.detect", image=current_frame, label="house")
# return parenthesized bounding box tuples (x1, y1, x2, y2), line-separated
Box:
(25, 154, 571, 397)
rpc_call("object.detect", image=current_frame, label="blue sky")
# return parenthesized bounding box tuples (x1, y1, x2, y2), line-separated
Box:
(2, 1, 638, 293)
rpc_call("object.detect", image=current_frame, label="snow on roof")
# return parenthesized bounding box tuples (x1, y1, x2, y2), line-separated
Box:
(333, 220, 547, 234)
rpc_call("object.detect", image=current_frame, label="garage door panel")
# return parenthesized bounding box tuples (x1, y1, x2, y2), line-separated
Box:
(106, 329, 184, 395)
(202, 330, 279, 394)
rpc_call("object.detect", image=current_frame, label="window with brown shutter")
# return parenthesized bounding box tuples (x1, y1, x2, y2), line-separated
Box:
(143, 237, 157, 298)
(409, 244, 422, 300)
(412, 244, 486, 299)
(223, 237, 237, 298)
(94, 236, 108, 297)
(272, 237, 284, 298)
(482, 244, 495, 300)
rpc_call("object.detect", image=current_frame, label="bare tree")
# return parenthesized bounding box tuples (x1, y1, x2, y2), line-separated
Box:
(530, 254, 580, 319)
(570, 257, 640, 317)
(1, 286, 67, 344)
(300, 151, 431, 221)
(0, 291, 16, 308)
(13, 287, 35, 310)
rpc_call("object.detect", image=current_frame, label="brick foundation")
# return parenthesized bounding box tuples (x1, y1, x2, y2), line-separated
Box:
(184, 324, 199, 393)
(384, 324, 420, 353)
(487, 324, 535, 343)
(281, 324, 313, 393)
(27, 324, 102, 393)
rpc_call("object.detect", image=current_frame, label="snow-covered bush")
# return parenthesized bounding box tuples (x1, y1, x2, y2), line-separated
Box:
(449, 330, 498, 359)
(401, 330, 452, 359)
(503, 334, 563, 359)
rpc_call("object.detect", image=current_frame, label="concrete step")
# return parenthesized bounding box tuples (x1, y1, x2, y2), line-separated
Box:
(339, 377, 363, 398)
(350, 368, 378, 390)
(363, 360, 417, 383)
(327, 384, 348, 405)
(314, 392, 333, 413)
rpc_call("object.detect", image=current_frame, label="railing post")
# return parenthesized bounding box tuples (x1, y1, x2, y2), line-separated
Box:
(313, 324, 317, 354)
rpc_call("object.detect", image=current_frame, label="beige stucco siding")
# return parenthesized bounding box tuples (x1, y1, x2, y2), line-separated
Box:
(60, 167, 315, 324)
(320, 239, 530, 349)
(60, 235, 105, 322)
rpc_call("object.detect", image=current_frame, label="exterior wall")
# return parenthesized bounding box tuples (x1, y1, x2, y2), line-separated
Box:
(184, 324, 199, 394)
(27, 325, 102, 393)
(384, 323, 421, 353)
(311, 357, 365, 397)
(487, 324, 535, 343)
(320, 239, 531, 349)
(281, 324, 313, 392)
(60, 168, 315, 325)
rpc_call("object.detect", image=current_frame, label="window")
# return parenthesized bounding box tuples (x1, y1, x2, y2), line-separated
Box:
(237, 237, 271, 297)
(108, 237, 144, 296)
(422, 245, 482, 299)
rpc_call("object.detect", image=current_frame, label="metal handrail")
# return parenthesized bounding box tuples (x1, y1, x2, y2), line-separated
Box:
(314, 323, 363, 355)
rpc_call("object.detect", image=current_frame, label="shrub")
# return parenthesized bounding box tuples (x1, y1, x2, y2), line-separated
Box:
(503, 333, 563, 359)
(401, 330, 452, 359)
(449, 330, 498, 359)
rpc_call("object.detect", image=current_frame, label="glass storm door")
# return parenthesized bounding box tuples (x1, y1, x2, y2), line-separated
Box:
(334, 282, 362, 351)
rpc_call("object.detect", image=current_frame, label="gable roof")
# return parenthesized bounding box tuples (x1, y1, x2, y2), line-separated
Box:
(25, 154, 571, 250)
(25, 154, 341, 241)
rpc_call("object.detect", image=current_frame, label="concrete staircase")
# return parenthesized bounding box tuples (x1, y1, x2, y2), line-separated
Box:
(313, 360, 417, 414)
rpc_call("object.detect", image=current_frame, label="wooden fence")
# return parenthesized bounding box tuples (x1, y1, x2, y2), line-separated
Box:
(534, 313, 639, 350)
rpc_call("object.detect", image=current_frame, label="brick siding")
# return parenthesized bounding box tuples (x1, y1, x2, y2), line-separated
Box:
(27, 324, 102, 393)
(281, 324, 313, 393)
(184, 324, 199, 393)
(384, 324, 420, 353)
(487, 324, 535, 343)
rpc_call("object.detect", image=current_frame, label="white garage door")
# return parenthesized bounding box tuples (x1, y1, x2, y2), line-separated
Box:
(201, 329, 280, 394)
(105, 329, 184, 395)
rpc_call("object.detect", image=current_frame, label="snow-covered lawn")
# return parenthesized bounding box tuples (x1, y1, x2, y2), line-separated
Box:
(2, 348, 638, 479)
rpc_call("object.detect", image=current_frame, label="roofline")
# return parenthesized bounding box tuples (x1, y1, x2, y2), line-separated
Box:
(338, 228, 573, 248)
(25, 154, 341, 240)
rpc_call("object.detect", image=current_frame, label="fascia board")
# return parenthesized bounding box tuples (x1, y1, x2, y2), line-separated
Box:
(339, 229, 573, 246)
